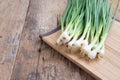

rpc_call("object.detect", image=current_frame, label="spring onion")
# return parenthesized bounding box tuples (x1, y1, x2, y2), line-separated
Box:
(56, 0, 120, 59)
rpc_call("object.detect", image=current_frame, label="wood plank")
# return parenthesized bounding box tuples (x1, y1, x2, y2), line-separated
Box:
(42, 21, 120, 80)
(0, 0, 29, 80)
(37, 0, 95, 80)
(10, 0, 41, 80)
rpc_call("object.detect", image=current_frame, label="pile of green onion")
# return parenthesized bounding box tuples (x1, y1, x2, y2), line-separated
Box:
(56, 0, 120, 59)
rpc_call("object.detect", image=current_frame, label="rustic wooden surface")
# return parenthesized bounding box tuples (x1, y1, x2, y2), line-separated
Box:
(0, 0, 119, 80)
(0, 0, 29, 80)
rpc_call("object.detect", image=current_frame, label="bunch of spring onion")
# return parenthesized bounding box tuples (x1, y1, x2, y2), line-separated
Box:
(56, 0, 120, 59)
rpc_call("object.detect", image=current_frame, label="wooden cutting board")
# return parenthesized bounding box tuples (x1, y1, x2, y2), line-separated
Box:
(40, 21, 120, 80)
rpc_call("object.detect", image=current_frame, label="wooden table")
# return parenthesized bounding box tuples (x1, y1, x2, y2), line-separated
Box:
(0, 0, 119, 80)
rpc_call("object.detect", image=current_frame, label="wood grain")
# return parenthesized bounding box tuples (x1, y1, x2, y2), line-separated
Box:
(0, 0, 29, 80)
(42, 21, 120, 80)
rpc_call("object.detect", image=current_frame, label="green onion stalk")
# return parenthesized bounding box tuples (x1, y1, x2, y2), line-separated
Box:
(88, 0, 120, 59)
(57, 0, 85, 45)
